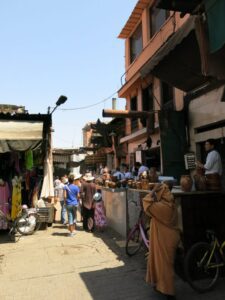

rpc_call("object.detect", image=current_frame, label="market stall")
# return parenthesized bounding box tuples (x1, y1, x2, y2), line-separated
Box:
(0, 113, 53, 230)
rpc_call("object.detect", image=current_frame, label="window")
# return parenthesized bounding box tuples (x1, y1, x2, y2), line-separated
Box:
(141, 85, 154, 127)
(161, 81, 174, 107)
(130, 96, 138, 132)
(142, 85, 153, 111)
(130, 96, 137, 111)
(130, 23, 143, 63)
(149, 7, 169, 38)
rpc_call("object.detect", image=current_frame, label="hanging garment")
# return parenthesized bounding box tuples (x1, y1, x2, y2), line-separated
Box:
(11, 177, 22, 220)
(0, 182, 10, 229)
(25, 150, 33, 170)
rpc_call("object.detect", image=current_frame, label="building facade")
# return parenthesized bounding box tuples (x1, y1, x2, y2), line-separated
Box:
(117, 0, 187, 177)
(116, 0, 225, 181)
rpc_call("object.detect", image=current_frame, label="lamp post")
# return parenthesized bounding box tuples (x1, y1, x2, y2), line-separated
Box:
(48, 95, 67, 115)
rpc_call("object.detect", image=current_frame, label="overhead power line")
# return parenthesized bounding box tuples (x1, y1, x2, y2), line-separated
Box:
(59, 91, 117, 111)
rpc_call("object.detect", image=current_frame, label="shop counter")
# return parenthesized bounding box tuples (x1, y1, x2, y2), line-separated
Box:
(127, 188, 225, 252)
(172, 189, 225, 251)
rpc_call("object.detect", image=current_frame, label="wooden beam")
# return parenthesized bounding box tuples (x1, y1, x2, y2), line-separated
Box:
(102, 109, 155, 118)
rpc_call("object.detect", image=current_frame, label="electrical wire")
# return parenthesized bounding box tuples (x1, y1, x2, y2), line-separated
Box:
(58, 91, 117, 111)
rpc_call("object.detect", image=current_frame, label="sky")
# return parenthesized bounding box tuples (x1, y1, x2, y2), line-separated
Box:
(0, 0, 137, 148)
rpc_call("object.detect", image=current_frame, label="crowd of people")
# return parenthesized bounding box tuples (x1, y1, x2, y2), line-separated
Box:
(54, 172, 107, 237)
(53, 163, 151, 237)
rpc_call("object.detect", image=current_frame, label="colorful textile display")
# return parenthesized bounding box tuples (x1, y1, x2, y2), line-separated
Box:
(25, 150, 33, 170)
(11, 176, 22, 220)
(0, 181, 10, 229)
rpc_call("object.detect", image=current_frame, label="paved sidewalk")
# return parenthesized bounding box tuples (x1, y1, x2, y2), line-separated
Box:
(0, 224, 225, 300)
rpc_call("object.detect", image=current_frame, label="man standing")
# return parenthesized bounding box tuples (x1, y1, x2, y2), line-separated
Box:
(80, 173, 96, 232)
(197, 139, 222, 176)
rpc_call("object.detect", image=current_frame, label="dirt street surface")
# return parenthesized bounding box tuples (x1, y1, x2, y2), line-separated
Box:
(0, 224, 225, 300)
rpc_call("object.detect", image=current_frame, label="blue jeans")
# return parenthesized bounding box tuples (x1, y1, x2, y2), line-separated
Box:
(66, 205, 77, 225)
(60, 201, 67, 224)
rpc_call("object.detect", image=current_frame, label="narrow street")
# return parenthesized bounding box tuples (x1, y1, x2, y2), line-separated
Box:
(0, 225, 225, 300)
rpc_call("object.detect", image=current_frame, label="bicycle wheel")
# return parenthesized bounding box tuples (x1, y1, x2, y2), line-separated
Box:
(34, 219, 42, 232)
(16, 214, 37, 235)
(33, 214, 43, 232)
(184, 242, 220, 293)
(8, 223, 21, 242)
(126, 225, 142, 256)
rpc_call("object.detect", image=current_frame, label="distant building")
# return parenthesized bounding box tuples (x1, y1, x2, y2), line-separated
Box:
(82, 122, 95, 147)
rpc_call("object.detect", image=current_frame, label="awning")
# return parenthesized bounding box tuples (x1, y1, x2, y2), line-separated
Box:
(53, 154, 70, 163)
(140, 17, 210, 92)
(85, 154, 106, 165)
(0, 120, 43, 140)
(0, 120, 44, 153)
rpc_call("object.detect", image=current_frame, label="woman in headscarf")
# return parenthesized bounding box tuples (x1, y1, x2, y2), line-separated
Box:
(143, 182, 180, 300)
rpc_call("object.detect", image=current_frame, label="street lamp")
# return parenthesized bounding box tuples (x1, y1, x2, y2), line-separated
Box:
(48, 95, 67, 115)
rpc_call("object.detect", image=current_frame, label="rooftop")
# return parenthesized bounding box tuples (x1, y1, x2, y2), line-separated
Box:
(118, 0, 150, 39)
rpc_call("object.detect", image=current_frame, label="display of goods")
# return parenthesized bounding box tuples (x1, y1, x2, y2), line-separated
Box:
(111, 176, 118, 182)
(108, 181, 116, 188)
(136, 181, 142, 189)
(195, 166, 205, 176)
(205, 173, 221, 191)
(104, 180, 109, 188)
(121, 180, 127, 188)
(116, 181, 121, 188)
(131, 181, 137, 189)
(194, 174, 207, 191)
(141, 179, 149, 190)
(180, 175, 193, 192)
(95, 178, 103, 186)
(148, 182, 155, 190)
(127, 180, 133, 188)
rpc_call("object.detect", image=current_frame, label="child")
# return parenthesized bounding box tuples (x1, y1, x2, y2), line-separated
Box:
(93, 191, 107, 231)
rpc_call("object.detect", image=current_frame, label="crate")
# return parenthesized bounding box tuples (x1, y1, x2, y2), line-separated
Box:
(44, 203, 55, 223)
(37, 207, 49, 223)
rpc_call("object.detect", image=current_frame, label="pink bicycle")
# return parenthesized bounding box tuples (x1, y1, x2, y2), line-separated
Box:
(126, 201, 150, 256)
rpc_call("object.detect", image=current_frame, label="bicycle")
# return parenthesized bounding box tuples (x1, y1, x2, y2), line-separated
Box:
(0, 205, 42, 242)
(125, 199, 150, 256)
(184, 230, 225, 293)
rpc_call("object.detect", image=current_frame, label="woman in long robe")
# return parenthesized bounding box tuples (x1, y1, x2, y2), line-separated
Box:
(143, 183, 180, 300)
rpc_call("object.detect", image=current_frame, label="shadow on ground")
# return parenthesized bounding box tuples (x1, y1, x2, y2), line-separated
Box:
(0, 230, 16, 244)
(79, 227, 225, 300)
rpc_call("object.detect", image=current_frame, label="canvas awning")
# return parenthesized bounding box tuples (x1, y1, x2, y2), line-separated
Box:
(53, 154, 70, 163)
(0, 120, 44, 153)
(0, 120, 43, 140)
